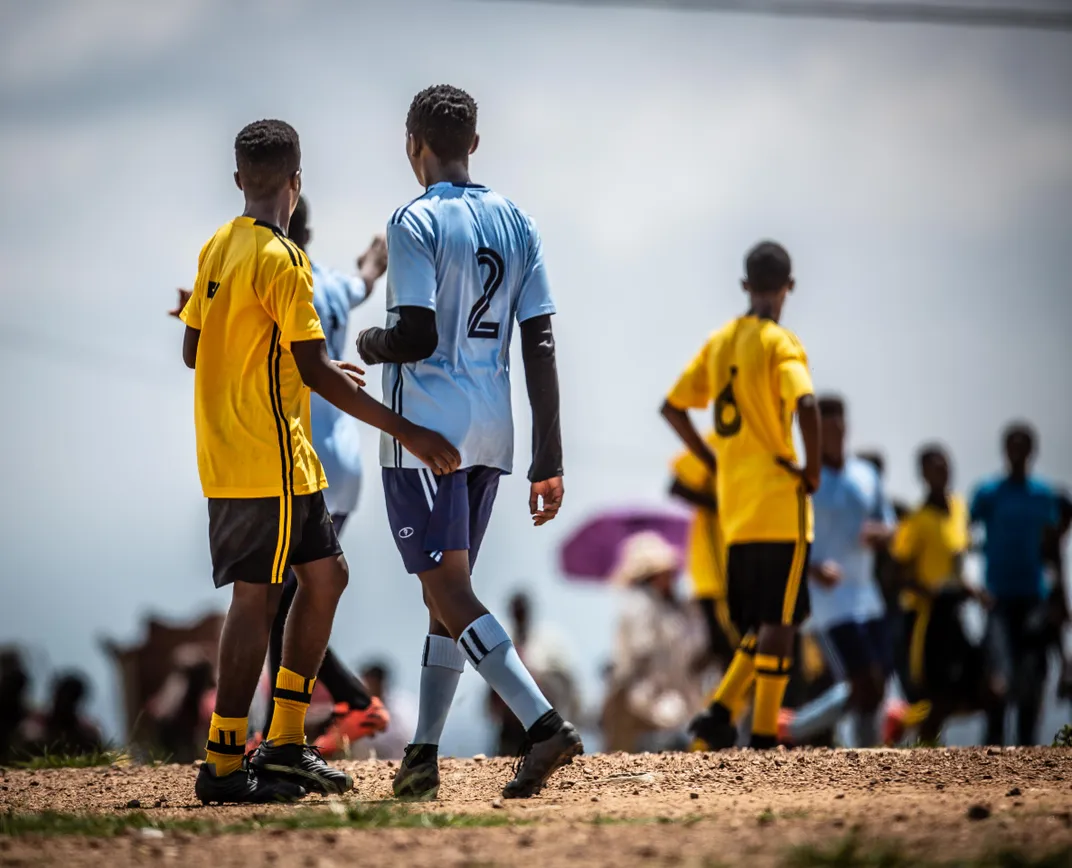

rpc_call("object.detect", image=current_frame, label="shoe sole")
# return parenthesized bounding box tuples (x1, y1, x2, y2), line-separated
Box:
(256, 762, 354, 796)
(502, 736, 584, 800)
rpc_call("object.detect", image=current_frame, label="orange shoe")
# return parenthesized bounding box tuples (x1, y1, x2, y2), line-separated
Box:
(777, 708, 796, 745)
(883, 699, 907, 746)
(314, 697, 390, 757)
(245, 730, 264, 754)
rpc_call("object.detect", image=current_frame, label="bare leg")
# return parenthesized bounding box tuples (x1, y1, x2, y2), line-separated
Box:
(214, 582, 283, 718)
(283, 554, 349, 675)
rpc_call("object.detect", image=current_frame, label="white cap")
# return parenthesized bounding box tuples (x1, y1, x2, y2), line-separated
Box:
(609, 531, 682, 587)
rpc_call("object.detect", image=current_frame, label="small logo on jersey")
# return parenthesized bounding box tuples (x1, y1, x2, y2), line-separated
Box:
(399, 527, 414, 539)
(206, 280, 221, 299)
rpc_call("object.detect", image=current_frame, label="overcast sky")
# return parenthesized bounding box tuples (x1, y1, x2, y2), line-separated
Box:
(1, 0, 1070, 749)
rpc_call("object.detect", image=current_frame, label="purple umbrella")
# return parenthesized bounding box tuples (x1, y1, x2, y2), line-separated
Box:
(558, 506, 691, 581)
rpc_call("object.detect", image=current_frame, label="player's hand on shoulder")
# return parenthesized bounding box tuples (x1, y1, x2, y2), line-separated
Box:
(358, 234, 388, 286)
(530, 477, 564, 527)
(332, 360, 365, 389)
(168, 288, 192, 318)
(401, 424, 461, 476)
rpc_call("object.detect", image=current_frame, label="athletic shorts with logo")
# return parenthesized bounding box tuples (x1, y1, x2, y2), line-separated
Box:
(383, 465, 502, 574)
(207, 491, 342, 588)
(726, 541, 812, 632)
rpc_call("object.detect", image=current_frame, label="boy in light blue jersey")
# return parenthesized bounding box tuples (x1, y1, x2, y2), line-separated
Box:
(781, 396, 896, 747)
(357, 85, 581, 800)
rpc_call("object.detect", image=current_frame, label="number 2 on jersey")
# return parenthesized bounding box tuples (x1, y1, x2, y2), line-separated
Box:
(468, 247, 504, 339)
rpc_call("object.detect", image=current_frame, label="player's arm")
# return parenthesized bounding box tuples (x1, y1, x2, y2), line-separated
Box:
(521, 313, 564, 526)
(291, 339, 458, 474)
(353, 233, 388, 306)
(357, 307, 438, 364)
(357, 219, 439, 366)
(669, 479, 717, 511)
(182, 327, 200, 369)
(795, 395, 822, 493)
(517, 218, 564, 527)
(772, 337, 821, 493)
(661, 341, 717, 471)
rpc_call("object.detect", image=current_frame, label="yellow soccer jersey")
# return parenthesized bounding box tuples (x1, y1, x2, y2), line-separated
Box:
(667, 315, 815, 546)
(889, 495, 970, 611)
(671, 433, 726, 600)
(181, 217, 327, 498)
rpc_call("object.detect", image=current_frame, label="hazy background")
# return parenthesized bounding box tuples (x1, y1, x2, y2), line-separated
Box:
(1, 0, 1070, 752)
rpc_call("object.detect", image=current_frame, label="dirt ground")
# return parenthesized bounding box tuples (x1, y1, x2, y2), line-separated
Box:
(2, 748, 1071, 867)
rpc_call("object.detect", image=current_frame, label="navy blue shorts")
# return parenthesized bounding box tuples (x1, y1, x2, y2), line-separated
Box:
(819, 617, 893, 682)
(383, 466, 502, 574)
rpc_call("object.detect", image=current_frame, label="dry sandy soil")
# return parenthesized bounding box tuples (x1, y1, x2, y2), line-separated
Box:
(2, 748, 1071, 867)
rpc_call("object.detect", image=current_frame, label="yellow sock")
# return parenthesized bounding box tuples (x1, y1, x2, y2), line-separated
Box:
(266, 666, 315, 746)
(904, 700, 933, 728)
(205, 713, 248, 776)
(711, 634, 757, 713)
(752, 654, 791, 739)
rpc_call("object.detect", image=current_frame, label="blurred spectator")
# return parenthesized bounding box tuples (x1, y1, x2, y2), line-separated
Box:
(971, 423, 1063, 745)
(146, 645, 216, 763)
(23, 672, 102, 756)
(0, 649, 32, 762)
(889, 444, 994, 742)
(601, 532, 706, 753)
(347, 661, 417, 761)
(488, 592, 579, 756)
(1043, 492, 1072, 700)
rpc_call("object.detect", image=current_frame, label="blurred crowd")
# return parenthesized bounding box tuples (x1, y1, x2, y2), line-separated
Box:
(3, 412, 1068, 762)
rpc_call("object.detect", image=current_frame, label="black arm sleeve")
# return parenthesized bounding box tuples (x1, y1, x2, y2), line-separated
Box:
(357, 306, 438, 365)
(520, 314, 563, 483)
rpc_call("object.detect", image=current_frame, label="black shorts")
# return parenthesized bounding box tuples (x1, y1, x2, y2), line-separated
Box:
(902, 590, 987, 706)
(207, 491, 342, 588)
(726, 541, 811, 632)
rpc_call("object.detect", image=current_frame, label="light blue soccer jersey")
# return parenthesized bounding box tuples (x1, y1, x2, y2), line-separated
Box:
(309, 261, 368, 515)
(808, 457, 895, 630)
(379, 181, 556, 472)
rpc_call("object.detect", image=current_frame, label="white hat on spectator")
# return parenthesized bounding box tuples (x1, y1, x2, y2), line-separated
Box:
(609, 531, 681, 587)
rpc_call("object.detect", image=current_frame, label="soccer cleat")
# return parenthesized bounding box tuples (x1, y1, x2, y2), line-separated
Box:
(250, 740, 353, 795)
(314, 698, 391, 757)
(502, 721, 583, 800)
(194, 760, 305, 805)
(688, 708, 738, 751)
(393, 743, 441, 801)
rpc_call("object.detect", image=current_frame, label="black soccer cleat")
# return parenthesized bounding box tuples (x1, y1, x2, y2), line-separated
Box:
(502, 721, 583, 799)
(195, 761, 306, 805)
(393, 743, 441, 801)
(688, 707, 738, 751)
(250, 740, 353, 795)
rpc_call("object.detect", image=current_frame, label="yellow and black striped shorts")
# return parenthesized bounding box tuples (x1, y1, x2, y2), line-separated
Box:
(726, 540, 812, 631)
(207, 491, 341, 588)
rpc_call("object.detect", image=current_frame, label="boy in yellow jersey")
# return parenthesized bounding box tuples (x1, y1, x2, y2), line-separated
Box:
(662, 241, 821, 750)
(889, 444, 992, 742)
(180, 120, 459, 804)
(669, 433, 739, 665)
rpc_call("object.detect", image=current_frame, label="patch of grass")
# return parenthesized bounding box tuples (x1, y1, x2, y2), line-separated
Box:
(788, 835, 1072, 868)
(9, 748, 130, 770)
(0, 802, 516, 839)
(908, 736, 942, 749)
(1052, 725, 1072, 748)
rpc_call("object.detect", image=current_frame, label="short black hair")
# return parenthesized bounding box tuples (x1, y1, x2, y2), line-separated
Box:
(817, 394, 846, 418)
(407, 85, 478, 162)
(1003, 420, 1036, 450)
(918, 442, 948, 471)
(289, 195, 310, 248)
(745, 241, 792, 294)
(234, 119, 300, 200)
